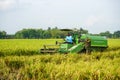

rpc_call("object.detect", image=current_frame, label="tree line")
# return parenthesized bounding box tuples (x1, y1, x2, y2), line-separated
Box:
(0, 27, 120, 39)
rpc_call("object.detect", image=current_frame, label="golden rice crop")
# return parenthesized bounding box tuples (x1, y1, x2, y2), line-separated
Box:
(0, 39, 120, 80)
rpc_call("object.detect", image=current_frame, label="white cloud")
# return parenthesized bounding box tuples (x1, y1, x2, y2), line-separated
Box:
(85, 15, 103, 27)
(0, 0, 16, 11)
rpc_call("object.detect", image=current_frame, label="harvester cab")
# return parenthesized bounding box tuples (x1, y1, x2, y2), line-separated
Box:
(58, 29, 85, 53)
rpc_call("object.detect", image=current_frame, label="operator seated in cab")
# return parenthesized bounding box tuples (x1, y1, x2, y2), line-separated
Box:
(65, 33, 73, 44)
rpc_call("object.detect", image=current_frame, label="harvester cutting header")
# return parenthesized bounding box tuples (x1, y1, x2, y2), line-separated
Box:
(40, 29, 108, 54)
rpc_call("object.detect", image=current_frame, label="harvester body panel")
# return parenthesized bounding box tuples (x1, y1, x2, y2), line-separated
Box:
(68, 42, 84, 53)
(59, 43, 73, 53)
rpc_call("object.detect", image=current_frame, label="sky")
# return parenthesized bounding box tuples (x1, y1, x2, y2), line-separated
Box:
(0, 0, 120, 34)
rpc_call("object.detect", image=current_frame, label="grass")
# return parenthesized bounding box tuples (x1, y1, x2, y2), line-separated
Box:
(0, 39, 120, 80)
(0, 39, 62, 56)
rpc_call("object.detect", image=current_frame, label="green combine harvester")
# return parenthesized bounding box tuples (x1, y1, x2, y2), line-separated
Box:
(40, 29, 108, 53)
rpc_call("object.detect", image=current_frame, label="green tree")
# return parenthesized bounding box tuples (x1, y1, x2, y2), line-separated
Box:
(99, 31, 112, 38)
(36, 29, 44, 38)
(0, 31, 6, 39)
(113, 30, 120, 38)
(43, 30, 51, 38)
(80, 28, 88, 34)
(50, 27, 60, 38)
(15, 31, 23, 38)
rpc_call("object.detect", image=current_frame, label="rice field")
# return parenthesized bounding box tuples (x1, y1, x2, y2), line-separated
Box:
(0, 39, 120, 80)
